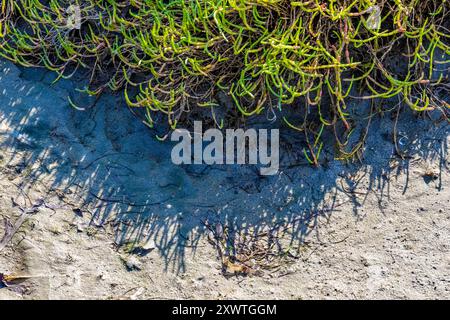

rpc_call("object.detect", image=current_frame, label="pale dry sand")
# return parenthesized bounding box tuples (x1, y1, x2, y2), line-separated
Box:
(0, 59, 448, 299)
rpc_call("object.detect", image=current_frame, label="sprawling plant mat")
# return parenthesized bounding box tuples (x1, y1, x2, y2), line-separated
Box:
(0, 0, 448, 162)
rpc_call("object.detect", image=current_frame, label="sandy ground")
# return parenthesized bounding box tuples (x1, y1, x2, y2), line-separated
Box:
(0, 59, 449, 300)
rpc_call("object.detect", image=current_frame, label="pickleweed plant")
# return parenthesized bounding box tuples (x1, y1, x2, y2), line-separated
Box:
(0, 0, 448, 164)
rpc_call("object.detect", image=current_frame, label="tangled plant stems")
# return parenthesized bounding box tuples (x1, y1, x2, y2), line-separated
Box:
(0, 1, 449, 164)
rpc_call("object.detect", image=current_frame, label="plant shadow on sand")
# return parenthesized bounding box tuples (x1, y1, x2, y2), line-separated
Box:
(0, 58, 448, 274)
